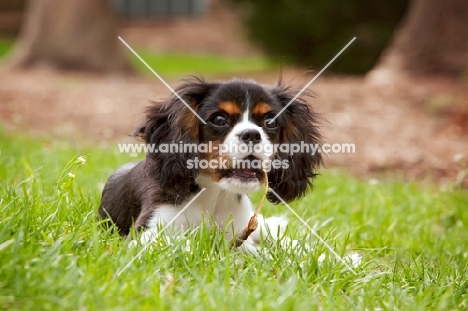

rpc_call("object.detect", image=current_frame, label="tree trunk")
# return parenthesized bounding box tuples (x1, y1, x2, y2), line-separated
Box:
(367, 0, 468, 83)
(9, 0, 132, 73)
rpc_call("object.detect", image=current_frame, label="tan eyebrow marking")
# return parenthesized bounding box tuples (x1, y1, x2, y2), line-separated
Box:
(252, 102, 273, 115)
(219, 101, 241, 115)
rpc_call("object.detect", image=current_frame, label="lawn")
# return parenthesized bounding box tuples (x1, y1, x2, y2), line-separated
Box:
(0, 37, 272, 76)
(0, 38, 14, 59)
(130, 51, 273, 76)
(1, 130, 467, 310)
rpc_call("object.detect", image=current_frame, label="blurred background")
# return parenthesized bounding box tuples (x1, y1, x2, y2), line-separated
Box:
(0, 0, 467, 185)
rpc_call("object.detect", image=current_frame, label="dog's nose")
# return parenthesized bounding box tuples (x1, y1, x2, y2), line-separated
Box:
(239, 129, 261, 144)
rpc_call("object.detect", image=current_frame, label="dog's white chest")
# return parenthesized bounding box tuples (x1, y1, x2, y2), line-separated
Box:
(146, 184, 254, 239)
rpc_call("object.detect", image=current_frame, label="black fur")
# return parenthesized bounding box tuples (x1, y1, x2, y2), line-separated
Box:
(99, 77, 322, 235)
(267, 85, 323, 203)
(100, 79, 220, 234)
(136, 79, 219, 203)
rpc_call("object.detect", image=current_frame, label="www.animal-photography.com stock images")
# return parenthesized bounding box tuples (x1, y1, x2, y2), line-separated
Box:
(1, 0, 467, 310)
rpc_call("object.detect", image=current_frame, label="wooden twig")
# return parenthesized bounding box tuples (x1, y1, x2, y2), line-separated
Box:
(231, 170, 268, 249)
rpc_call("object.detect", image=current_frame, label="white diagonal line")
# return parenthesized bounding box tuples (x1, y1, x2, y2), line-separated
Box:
(269, 188, 357, 274)
(118, 36, 207, 124)
(116, 188, 206, 277)
(269, 37, 356, 123)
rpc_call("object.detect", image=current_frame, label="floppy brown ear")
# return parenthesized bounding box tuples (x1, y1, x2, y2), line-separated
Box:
(267, 85, 323, 203)
(135, 78, 219, 203)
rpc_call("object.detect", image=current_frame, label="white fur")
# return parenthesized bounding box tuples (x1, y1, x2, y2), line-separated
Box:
(217, 177, 262, 194)
(137, 108, 283, 251)
(222, 110, 273, 162)
(138, 174, 287, 251)
(217, 109, 273, 193)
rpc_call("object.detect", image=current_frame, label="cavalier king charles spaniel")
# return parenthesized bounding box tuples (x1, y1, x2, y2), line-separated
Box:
(99, 77, 322, 251)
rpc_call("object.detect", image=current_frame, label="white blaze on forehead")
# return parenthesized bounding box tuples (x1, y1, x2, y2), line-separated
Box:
(242, 110, 249, 123)
(232, 108, 264, 141)
(220, 107, 273, 161)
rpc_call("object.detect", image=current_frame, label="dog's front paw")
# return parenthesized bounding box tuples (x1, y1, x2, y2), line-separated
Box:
(249, 214, 289, 242)
(128, 239, 138, 249)
(238, 238, 259, 255)
(127, 229, 159, 249)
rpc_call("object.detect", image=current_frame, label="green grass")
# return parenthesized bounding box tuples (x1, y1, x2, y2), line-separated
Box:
(131, 51, 273, 76)
(1, 130, 467, 310)
(0, 37, 272, 75)
(0, 38, 14, 59)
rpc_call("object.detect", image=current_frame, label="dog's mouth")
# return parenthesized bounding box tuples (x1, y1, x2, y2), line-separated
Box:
(229, 168, 263, 179)
(220, 155, 265, 181)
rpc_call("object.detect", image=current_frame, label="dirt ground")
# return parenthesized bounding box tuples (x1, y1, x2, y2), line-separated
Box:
(1, 8, 467, 186)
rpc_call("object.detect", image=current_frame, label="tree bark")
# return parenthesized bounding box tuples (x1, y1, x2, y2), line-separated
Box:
(8, 0, 132, 73)
(368, 0, 468, 82)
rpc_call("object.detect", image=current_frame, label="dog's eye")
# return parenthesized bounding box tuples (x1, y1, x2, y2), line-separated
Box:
(211, 114, 228, 127)
(264, 118, 277, 129)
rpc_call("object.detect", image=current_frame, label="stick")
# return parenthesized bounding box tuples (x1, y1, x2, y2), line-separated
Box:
(231, 170, 269, 249)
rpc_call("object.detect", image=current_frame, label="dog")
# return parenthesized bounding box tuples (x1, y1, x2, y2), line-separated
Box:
(99, 77, 322, 251)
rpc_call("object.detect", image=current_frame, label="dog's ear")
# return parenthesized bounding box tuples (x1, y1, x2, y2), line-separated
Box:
(135, 78, 218, 203)
(266, 85, 323, 203)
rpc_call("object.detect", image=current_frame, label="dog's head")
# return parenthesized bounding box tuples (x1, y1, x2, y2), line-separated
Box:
(136, 77, 322, 204)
